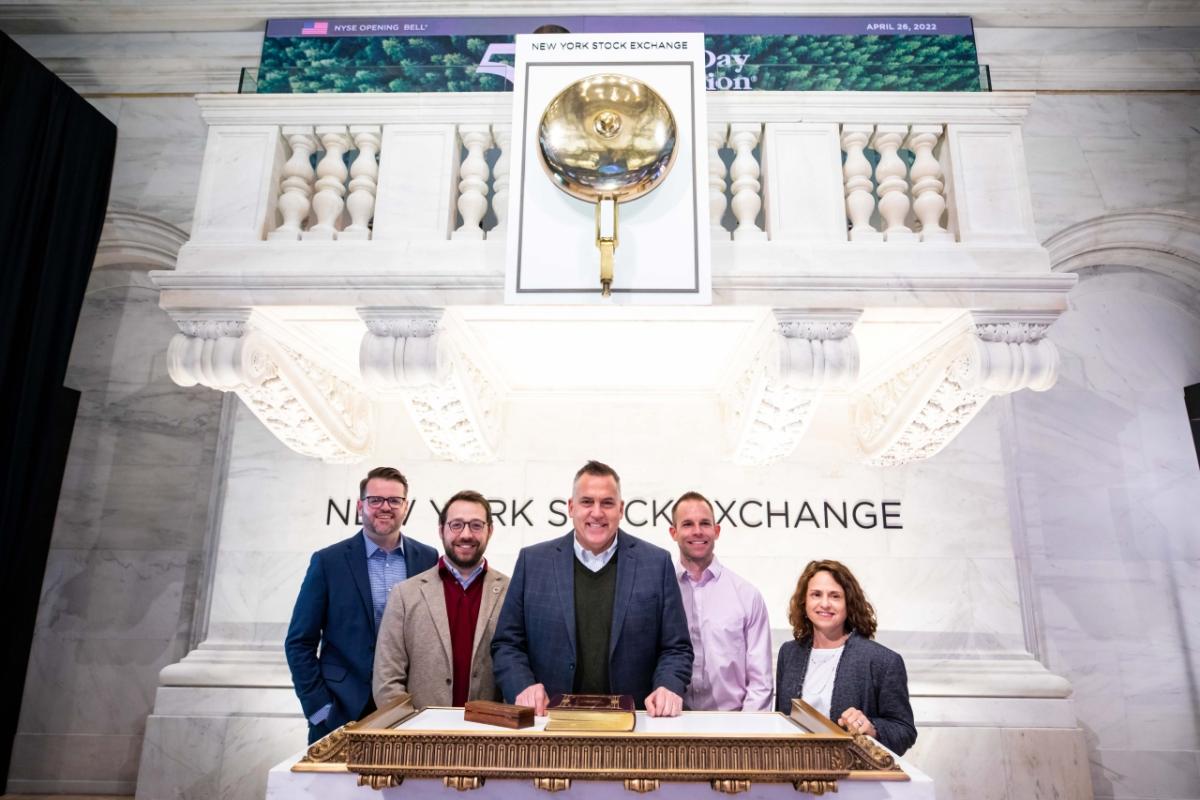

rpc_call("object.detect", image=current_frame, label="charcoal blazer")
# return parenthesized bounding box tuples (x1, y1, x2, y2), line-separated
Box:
(285, 531, 438, 742)
(775, 631, 917, 755)
(373, 564, 510, 709)
(491, 530, 693, 707)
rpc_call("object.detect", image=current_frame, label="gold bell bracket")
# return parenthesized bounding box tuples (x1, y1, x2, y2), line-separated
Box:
(595, 197, 618, 297)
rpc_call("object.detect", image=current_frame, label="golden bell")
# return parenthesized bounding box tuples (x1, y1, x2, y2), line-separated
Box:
(537, 73, 678, 296)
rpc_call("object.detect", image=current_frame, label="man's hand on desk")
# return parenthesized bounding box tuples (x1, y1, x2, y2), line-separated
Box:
(644, 686, 683, 717)
(516, 683, 549, 716)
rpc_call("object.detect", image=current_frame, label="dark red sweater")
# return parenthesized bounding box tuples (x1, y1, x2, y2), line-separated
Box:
(438, 558, 486, 706)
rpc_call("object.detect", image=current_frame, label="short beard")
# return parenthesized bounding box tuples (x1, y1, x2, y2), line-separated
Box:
(444, 545, 482, 571)
(365, 517, 399, 539)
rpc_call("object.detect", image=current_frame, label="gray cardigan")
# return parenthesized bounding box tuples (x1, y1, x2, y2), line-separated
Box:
(774, 632, 917, 755)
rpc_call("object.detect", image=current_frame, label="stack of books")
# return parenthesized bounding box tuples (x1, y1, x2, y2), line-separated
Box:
(544, 694, 636, 732)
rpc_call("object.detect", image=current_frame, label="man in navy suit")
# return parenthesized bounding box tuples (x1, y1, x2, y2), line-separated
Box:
(285, 466, 438, 743)
(492, 461, 692, 716)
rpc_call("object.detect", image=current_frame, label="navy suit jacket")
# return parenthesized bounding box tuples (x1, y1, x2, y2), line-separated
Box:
(491, 530, 693, 707)
(285, 530, 438, 737)
(775, 632, 917, 755)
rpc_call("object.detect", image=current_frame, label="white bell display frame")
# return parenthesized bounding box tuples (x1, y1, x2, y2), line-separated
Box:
(503, 32, 711, 304)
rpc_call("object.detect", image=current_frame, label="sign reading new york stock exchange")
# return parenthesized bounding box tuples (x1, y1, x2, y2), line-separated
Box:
(327, 496, 903, 532)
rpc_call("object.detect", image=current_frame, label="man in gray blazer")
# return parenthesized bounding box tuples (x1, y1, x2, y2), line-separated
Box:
(491, 461, 692, 716)
(373, 490, 509, 709)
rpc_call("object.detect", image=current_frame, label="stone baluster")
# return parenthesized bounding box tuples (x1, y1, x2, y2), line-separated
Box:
(489, 124, 510, 240)
(871, 125, 916, 242)
(341, 126, 381, 241)
(268, 127, 317, 241)
(709, 123, 730, 239)
(304, 126, 351, 241)
(728, 123, 768, 241)
(840, 124, 880, 242)
(905, 125, 953, 242)
(452, 125, 493, 241)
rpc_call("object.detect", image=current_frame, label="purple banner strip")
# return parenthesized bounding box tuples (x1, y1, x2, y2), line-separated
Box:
(266, 15, 974, 39)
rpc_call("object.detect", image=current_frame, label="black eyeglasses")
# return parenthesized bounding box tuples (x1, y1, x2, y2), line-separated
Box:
(445, 519, 487, 533)
(363, 496, 407, 509)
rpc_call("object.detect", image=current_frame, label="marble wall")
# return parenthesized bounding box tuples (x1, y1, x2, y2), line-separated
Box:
(1008, 271, 1200, 800)
(7, 268, 226, 794)
(1022, 93, 1200, 240)
(85, 96, 210, 231)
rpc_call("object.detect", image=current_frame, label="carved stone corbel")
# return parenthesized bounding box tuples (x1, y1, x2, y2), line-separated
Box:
(358, 307, 501, 463)
(855, 311, 1060, 466)
(167, 309, 372, 463)
(725, 309, 861, 466)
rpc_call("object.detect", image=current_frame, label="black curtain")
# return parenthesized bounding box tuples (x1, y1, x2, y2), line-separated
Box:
(0, 32, 117, 786)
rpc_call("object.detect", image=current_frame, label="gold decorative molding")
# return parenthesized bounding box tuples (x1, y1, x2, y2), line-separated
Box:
(295, 696, 416, 774)
(298, 723, 352, 767)
(357, 773, 401, 790)
(625, 778, 660, 793)
(712, 779, 751, 794)
(534, 777, 572, 792)
(444, 775, 484, 791)
(299, 704, 906, 793)
(793, 778, 838, 795)
(848, 733, 899, 771)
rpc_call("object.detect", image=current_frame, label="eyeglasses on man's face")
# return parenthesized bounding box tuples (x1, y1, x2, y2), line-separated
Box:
(445, 519, 487, 534)
(363, 496, 407, 509)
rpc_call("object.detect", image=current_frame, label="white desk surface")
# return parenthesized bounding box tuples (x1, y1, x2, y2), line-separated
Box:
(395, 708, 811, 736)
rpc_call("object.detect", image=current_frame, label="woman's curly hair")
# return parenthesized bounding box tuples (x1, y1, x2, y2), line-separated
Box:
(787, 559, 878, 641)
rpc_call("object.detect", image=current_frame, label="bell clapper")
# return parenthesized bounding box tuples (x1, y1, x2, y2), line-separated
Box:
(595, 197, 618, 297)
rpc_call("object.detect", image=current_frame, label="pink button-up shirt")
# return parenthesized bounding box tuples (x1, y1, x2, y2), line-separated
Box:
(676, 557, 774, 711)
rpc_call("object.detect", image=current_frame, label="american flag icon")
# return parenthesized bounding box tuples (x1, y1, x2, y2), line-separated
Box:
(301, 20, 329, 35)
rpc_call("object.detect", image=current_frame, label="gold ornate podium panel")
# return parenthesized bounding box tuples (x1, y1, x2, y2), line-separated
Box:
(294, 698, 907, 795)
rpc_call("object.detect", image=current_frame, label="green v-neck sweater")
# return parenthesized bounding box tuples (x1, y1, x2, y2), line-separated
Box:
(572, 551, 618, 693)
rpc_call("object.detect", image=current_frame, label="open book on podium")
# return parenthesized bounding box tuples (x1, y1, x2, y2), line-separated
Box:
(544, 693, 636, 731)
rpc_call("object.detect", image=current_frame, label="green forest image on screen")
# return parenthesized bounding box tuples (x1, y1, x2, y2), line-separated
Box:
(256, 33, 983, 93)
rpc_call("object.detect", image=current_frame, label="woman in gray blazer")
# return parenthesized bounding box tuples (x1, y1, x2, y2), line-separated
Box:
(774, 559, 917, 756)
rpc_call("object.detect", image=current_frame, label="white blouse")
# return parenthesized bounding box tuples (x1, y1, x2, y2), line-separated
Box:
(800, 645, 845, 718)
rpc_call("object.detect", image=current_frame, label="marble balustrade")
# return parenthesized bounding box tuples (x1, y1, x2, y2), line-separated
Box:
(188, 92, 1037, 255)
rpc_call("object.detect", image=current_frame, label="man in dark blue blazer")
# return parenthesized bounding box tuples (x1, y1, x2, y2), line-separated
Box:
(285, 466, 438, 743)
(492, 461, 692, 716)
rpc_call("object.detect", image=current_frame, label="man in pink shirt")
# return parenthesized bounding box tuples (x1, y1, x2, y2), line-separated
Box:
(670, 491, 774, 711)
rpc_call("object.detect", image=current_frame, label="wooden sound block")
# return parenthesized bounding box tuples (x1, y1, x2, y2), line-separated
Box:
(464, 700, 535, 729)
